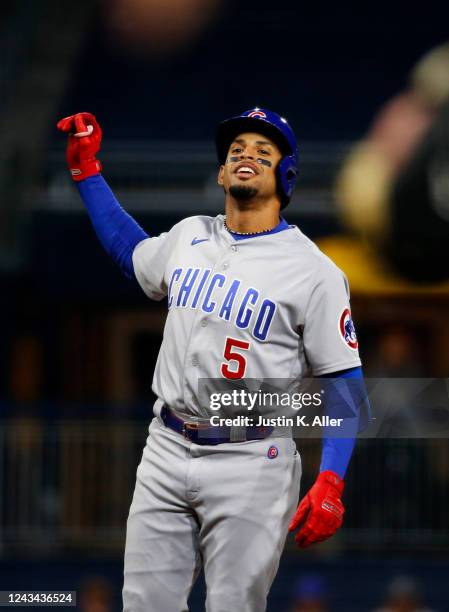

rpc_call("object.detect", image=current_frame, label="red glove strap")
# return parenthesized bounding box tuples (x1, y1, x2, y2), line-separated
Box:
(70, 159, 102, 182)
(316, 470, 344, 494)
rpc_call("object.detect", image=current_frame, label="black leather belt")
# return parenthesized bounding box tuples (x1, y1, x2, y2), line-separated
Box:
(160, 405, 273, 445)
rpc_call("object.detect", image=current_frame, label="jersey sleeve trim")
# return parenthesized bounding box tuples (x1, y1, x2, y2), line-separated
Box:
(312, 358, 362, 377)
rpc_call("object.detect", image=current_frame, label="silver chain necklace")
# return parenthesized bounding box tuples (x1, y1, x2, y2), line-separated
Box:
(223, 216, 276, 236)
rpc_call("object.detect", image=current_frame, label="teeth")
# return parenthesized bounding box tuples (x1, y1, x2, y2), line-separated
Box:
(238, 166, 255, 174)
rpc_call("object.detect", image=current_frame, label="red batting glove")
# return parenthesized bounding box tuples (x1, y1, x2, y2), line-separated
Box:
(56, 112, 102, 181)
(288, 470, 345, 548)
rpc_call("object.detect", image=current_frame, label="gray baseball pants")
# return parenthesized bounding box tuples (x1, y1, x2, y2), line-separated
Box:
(123, 417, 301, 612)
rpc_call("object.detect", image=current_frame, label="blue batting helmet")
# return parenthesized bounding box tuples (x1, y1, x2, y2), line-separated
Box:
(215, 107, 299, 208)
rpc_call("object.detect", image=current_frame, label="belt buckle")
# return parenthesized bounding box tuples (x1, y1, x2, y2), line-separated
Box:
(182, 420, 212, 442)
(182, 421, 197, 440)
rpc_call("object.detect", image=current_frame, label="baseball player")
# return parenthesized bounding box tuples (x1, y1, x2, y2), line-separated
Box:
(57, 108, 368, 612)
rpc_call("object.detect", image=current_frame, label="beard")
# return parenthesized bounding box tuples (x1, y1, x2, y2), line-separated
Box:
(229, 185, 259, 201)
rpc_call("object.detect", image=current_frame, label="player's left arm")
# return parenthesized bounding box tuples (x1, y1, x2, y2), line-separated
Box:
(289, 366, 370, 548)
(289, 254, 370, 548)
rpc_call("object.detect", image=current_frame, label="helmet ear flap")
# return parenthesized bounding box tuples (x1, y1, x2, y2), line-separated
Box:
(277, 155, 298, 208)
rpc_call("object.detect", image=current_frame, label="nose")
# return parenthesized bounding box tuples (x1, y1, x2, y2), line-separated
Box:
(239, 147, 255, 160)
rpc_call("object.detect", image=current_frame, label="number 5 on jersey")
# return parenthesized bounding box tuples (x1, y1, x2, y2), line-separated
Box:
(221, 337, 250, 379)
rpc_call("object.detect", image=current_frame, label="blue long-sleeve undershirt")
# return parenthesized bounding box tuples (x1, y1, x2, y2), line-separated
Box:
(77, 175, 148, 279)
(318, 366, 369, 478)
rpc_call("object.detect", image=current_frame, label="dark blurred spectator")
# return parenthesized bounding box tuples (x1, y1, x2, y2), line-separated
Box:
(289, 574, 328, 612)
(365, 325, 425, 377)
(364, 324, 426, 431)
(336, 42, 449, 282)
(372, 575, 435, 612)
(79, 577, 114, 612)
(351, 325, 437, 531)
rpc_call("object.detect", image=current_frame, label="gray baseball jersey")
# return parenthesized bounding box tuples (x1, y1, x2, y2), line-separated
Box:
(124, 214, 361, 612)
(132, 214, 361, 417)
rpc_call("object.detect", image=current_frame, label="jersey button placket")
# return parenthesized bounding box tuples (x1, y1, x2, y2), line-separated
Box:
(222, 244, 237, 269)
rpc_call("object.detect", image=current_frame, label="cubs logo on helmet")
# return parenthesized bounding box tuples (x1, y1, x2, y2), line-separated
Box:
(339, 308, 358, 350)
(247, 109, 267, 119)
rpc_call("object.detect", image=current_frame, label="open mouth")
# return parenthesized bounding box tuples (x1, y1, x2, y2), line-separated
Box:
(234, 162, 258, 179)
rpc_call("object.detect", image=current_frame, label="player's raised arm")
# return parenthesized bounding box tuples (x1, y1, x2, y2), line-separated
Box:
(56, 112, 149, 280)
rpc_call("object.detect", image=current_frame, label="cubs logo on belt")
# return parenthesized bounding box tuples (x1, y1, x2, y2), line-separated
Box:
(267, 445, 279, 459)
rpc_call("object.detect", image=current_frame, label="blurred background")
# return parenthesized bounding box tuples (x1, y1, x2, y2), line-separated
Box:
(1, 0, 449, 610)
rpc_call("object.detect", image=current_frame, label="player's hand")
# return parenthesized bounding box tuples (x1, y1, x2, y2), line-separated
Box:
(56, 112, 102, 181)
(288, 470, 344, 548)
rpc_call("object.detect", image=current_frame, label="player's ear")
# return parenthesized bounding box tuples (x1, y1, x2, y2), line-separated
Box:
(217, 165, 225, 186)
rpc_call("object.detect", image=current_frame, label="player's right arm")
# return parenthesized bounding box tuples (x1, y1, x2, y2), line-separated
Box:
(57, 112, 149, 280)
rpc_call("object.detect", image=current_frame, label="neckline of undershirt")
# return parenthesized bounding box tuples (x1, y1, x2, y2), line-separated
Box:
(227, 216, 291, 241)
